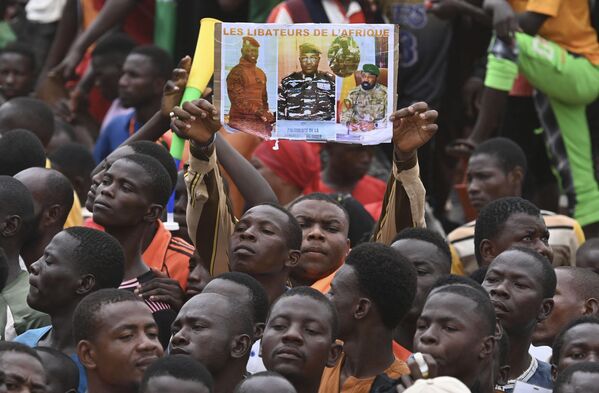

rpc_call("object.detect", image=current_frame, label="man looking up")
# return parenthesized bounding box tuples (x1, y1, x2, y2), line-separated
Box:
(474, 197, 553, 269)
(0, 176, 49, 340)
(74, 289, 164, 393)
(94, 45, 173, 163)
(93, 155, 177, 347)
(449, 138, 584, 273)
(15, 227, 125, 393)
(391, 228, 452, 351)
(227, 36, 274, 135)
(170, 292, 253, 393)
(482, 247, 556, 392)
(413, 284, 497, 392)
(532, 267, 599, 361)
(15, 168, 74, 268)
(261, 287, 342, 393)
(321, 242, 416, 392)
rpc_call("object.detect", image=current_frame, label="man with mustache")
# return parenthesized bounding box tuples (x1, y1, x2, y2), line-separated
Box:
(341, 64, 388, 132)
(226, 36, 274, 136)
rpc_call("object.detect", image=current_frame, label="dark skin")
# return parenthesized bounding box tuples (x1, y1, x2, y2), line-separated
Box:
(551, 323, 599, 381)
(261, 295, 342, 393)
(0, 52, 34, 100)
(144, 376, 210, 393)
(0, 352, 46, 393)
(391, 239, 451, 351)
(0, 194, 33, 287)
(237, 376, 297, 393)
(27, 231, 96, 355)
(482, 250, 554, 380)
(288, 200, 350, 287)
(185, 254, 212, 299)
(555, 371, 599, 393)
(576, 245, 599, 275)
(93, 159, 160, 281)
(170, 293, 251, 393)
(321, 144, 375, 193)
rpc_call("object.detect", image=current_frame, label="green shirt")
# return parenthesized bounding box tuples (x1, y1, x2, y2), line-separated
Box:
(0, 270, 50, 340)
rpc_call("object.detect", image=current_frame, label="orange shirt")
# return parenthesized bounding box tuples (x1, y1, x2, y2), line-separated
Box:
(319, 352, 409, 393)
(509, 0, 599, 64)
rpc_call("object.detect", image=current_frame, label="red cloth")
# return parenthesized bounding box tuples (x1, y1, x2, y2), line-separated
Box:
(392, 341, 412, 362)
(312, 175, 387, 207)
(364, 201, 383, 221)
(254, 140, 321, 192)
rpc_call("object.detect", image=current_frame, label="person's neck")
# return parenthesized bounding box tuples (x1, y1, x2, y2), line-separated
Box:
(141, 221, 159, 252)
(44, 305, 78, 353)
(104, 224, 150, 280)
(341, 324, 396, 380)
(292, 376, 321, 393)
(251, 271, 288, 305)
(87, 376, 136, 393)
(321, 167, 359, 193)
(135, 99, 161, 125)
(21, 228, 60, 269)
(472, 358, 497, 393)
(394, 319, 416, 352)
(0, 239, 25, 285)
(506, 329, 534, 380)
(213, 362, 246, 393)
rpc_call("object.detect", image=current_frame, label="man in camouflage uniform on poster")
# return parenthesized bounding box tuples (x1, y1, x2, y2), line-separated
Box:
(341, 64, 387, 132)
(227, 36, 274, 137)
(278, 43, 336, 121)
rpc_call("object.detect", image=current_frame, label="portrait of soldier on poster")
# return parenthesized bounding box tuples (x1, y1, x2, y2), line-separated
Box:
(278, 43, 336, 121)
(226, 36, 275, 136)
(341, 64, 387, 132)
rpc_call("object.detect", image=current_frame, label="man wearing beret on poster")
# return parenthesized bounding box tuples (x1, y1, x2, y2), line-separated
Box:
(227, 36, 275, 137)
(278, 43, 336, 121)
(341, 64, 388, 132)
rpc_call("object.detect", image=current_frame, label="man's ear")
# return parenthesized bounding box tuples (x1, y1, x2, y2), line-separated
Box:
(480, 335, 495, 359)
(43, 204, 62, 227)
(537, 298, 555, 322)
(284, 250, 301, 269)
(480, 239, 496, 266)
(353, 298, 371, 321)
(508, 166, 524, 191)
(498, 365, 511, 386)
(76, 274, 96, 296)
(230, 334, 252, 359)
(584, 297, 599, 315)
(253, 322, 265, 342)
(0, 215, 22, 237)
(326, 341, 343, 368)
(77, 340, 97, 370)
(145, 204, 163, 223)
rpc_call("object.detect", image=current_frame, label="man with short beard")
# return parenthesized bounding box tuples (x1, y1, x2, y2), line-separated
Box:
(226, 36, 274, 136)
(341, 64, 388, 132)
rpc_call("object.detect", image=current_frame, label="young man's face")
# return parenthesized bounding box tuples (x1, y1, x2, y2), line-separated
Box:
(143, 375, 210, 393)
(467, 154, 520, 212)
(241, 45, 259, 63)
(118, 53, 162, 108)
(299, 53, 320, 75)
(482, 251, 550, 333)
(185, 255, 212, 300)
(533, 269, 585, 346)
(326, 144, 374, 183)
(92, 54, 124, 101)
(360, 72, 377, 90)
(391, 239, 450, 321)
(170, 293, 242, 375)
(0, 53, 34, 100)
(327, 264, 359, 340)
(261, 295, 338, 385)
(86, 145, 135, 211)
(289, 200, 350, 285)
(93, 159, 155, 228)
(83, 301, 163, 390)
(481, 213, 553, 266)
(0, 352, 46, 393)
(554, 323, 599, 374)
(414, 291, 492, 384)
(229, 205, 297, 276)
(27, 231, 81, 313)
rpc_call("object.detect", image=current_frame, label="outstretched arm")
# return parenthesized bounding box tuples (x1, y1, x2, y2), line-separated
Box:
(372, 102, 438, 244)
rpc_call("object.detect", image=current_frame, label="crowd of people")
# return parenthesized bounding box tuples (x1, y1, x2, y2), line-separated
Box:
(0, 0, 598, 392)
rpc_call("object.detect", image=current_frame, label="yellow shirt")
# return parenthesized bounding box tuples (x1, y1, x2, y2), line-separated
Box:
(509, 0, 599, 64)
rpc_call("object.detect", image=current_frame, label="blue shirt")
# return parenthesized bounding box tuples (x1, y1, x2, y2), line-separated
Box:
(93, 111, 140, 164)
(503, 357, 553, 393)
(15, 326, 88, 393)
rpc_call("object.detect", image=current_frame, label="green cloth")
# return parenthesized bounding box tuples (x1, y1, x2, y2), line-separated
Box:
(486, 32, 599, 225)
(299, 43, 321, 55)
(249, 0, 282, 22)
(0, 270, 50, 340)
(0, 22, 16, 49)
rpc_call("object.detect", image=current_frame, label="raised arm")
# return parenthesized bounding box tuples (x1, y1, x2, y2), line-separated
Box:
(372, 102, 438, 244)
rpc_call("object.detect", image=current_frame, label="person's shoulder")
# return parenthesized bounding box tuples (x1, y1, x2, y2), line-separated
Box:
(281, 72, 302, 84)
(103, 111, 135, 131)
(317, 71, 335, 81)
(375, 83, 388, 93)
(14, 326, 52, 346)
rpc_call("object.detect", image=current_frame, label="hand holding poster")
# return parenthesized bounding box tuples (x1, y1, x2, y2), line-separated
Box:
(214, 23, 399, 145)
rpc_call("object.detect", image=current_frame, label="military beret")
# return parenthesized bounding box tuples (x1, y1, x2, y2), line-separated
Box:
(299, 43, 321, 55)
(362, 64, 380, 76)
(242, 36, 260, 47)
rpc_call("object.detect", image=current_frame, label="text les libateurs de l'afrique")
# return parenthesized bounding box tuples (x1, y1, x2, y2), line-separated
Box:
(223, 26, 391, 38)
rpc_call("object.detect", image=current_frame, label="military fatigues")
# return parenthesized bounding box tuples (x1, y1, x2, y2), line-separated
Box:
(341, 84, 388, 130)
(278, 71, 336, 121)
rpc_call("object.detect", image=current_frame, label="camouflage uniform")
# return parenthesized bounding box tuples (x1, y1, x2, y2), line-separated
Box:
(278, 71, 336, 120)
(341, 84, 387, 131)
